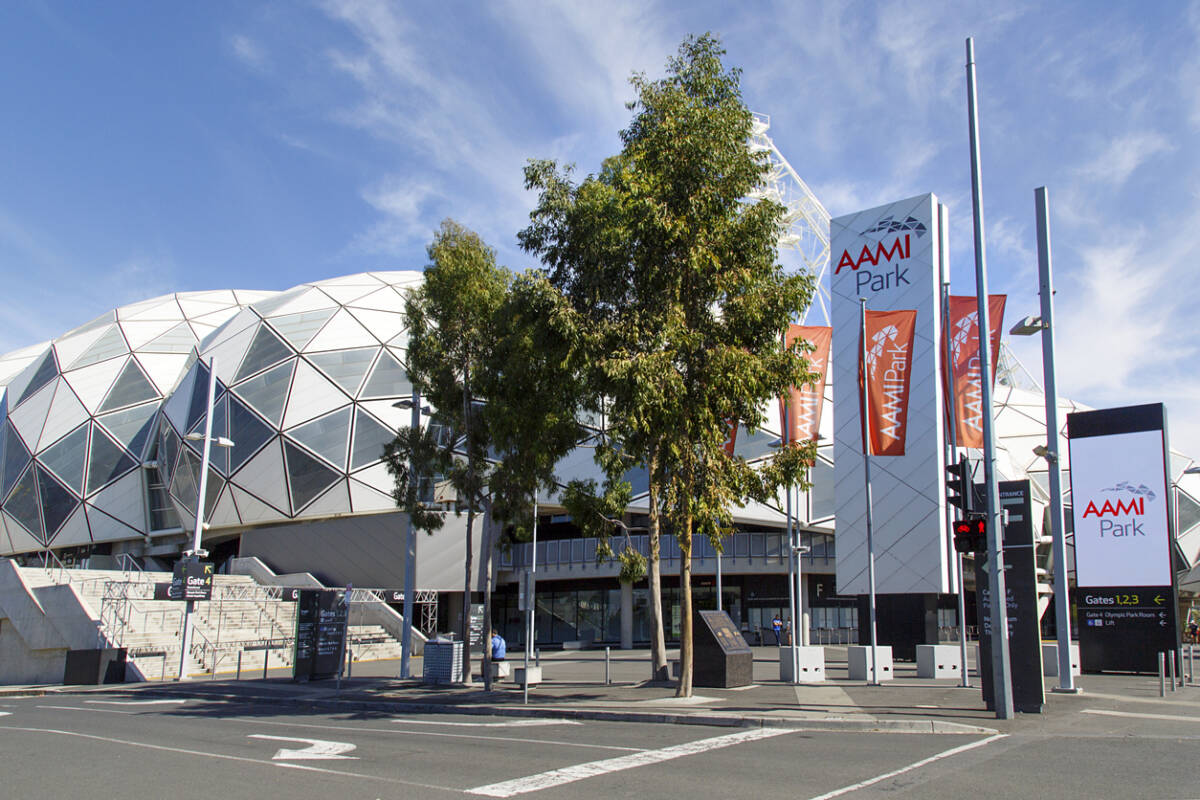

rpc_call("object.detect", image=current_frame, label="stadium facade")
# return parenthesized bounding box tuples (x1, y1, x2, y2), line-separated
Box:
(2, 271, 1199, 647)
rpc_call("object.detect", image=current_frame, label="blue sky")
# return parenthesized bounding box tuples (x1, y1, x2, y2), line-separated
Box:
(2, 1, 1198, 455)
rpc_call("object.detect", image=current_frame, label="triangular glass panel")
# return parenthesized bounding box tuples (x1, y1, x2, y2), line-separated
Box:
(1178, 490, 1200, 534)
(17, 349, 59, 406)
(359, 350, 411, 399)
(185, 359, 214, 433)
(249, 286, 306, 318)
(309, 348, 377, 396)
(37, 423, 88, 496)
(203, 469, 225, 524)
(229, 396, 275, 473)
(98, 359, 158, 413)
(1, 422, 31, 502)
(235, 324, 293, 382)
(97, 403, 159, 462)
(283, 440, 340, 512)
(268, 308, 336, 351)
(206, 393, 230, 475)
(62, 310, 115, 340)
(36, 465, 78, 536)
(287, 406, 351, 469)
(143, 322, 198, 353)
(5, 465, 44, 541)
(351, 408, 397, 470)
(69, 325, 128, 370)
(86, 424, 137, 496)
(171, 447, 201, 517)
(159, 420, 181, 483)
(233, 359, 294, 426)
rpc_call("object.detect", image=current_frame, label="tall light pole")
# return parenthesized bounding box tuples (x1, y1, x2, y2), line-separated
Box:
(178, 357, 232, 681)
(965, 36, 1014, 719)
(859, 297, 880, 686)
(393, 389, 429, 680)
(1010, 186, 1080, 693)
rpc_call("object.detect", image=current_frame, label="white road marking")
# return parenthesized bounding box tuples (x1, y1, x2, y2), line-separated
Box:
(0, 712, 10, 717)
(803, 734, 1008, 800)
(1083, 709, 1200, 723)
(248, 734, 358, 761)
(85, 699, 187, 706)
(236, 716, 641, 753)
(0, 726, 450, 792)
(37, 705, 134, 715)
(467, 727, 794, 797)
(391, 718, 581, 728)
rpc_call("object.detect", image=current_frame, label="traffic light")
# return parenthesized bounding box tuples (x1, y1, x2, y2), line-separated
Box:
(945, 456, 972, 511)
(953, 515, 988, 553)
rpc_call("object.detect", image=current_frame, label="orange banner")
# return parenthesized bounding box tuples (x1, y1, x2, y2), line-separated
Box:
(722, 418, 738, 456)
(947, 295, 1006, 448)
(860, 309, 918, 456)
(778, 325, 832, 445)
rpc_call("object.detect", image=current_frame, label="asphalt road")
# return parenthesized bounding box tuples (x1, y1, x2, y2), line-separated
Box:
(1, 692, 1198, 799)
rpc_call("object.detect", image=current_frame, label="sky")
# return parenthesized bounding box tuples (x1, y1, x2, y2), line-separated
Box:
(1, 0, 1198, 456)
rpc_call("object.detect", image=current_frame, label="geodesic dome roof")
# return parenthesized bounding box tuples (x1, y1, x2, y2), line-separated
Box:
(156, 272, 423, 533)
(0, 290, 272, 554)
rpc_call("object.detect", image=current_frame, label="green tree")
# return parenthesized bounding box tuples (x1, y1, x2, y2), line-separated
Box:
(520, 34, 817, 695)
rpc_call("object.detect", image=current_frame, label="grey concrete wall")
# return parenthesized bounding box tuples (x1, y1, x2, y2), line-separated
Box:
(0, 618, 66, 685)
(238, 510, 476, 592)
(0, 561, 103, 685)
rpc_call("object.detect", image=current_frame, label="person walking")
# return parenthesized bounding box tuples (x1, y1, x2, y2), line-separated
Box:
(771, 614, 783, 646)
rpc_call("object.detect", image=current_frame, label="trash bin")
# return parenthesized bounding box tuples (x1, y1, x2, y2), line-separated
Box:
(422, 640, 464, 684)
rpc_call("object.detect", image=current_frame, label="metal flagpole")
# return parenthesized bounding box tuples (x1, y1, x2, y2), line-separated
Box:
(524, 498, 537, 705)
(966, 36, 1014, 719)
(178, 357, 217, 682)
(1034, 186, 1078, 694)
(400, 386, 420, 679)
(785, 436, 797, 683)
(859, 298, 880, 685)
(938, 203, 971, 689)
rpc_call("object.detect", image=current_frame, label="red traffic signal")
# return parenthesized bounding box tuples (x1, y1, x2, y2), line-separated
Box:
(953, 515, 987, 554)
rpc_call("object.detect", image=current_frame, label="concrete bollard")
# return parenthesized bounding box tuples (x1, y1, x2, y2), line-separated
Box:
(236, 651, 242, 681)
(605, 646, 611, 686)
(1170, 651, 1177, 692)
(1159, 652, 1166, 697)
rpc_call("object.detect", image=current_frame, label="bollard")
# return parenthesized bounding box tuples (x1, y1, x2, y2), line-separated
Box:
(536, 648, 541, 667)
(1159, 652, 1166, 697)
(236, 651, 242, 681)
(161, 652, 168, 682)
(347, 648, 353, 679)
(605, 646, 611, 686)
(1170, 651, 1177, 692)
(1190, 644, 1195, 683)
(263, 649, 269, 680)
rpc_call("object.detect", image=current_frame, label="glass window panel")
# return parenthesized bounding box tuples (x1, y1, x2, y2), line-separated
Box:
(184, 361, 215, 433)
(1, 423, 30, 502)
(810, 458, 836, 521)
(69, 326, 127, 370)
(359, 350, 410, 399)
(143, 322, 197, 353)
(605, 588, 622, 641)
(97, 402, 159, 462)
(734, 425, 777, 461)
(37, 423, 88, 495)
(283, 441, 340, 511)
(270, 309, 335, 351)
(36, 465, 78, 536)
(288, 406, 351, 469)
(17, 350, 59, 406)
(171, 448, 200, 517)
(86, 425, 137, 495)
(351, 409, 396, 470)
(751, 533, 765, 557)
(203, 470, 225, 524)
(766, 534, 782, 559)
(98, 359, 157, 413)
(235, 324, 293, 382)
(619, 465, 650, 498)
(146, 465, 179, 531)
(571, 539, 583, 563)
(577, 589, 604, 642)
(5, 465, 44, 540)
(1178, 489, 1200, 534)
(552, 590, 578, 641)
(159, 420, 180, 483)
(233, 359, 294, 427)
(546, 540, 559, 564)
(309, 348, 376, 396)
(735, 533, 749, 558)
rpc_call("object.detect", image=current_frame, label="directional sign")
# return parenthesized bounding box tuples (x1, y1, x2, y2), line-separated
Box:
(248, 735, 357, 761)
(1075, 586, 1180, 672)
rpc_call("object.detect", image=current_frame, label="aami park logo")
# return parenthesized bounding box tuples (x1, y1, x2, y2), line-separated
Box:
(1081, 481, 1156, 538)
(834, 215, 928, 294)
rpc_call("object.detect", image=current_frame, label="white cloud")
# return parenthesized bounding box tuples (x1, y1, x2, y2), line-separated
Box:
(230, 34, 268, 71)
(1077, 131, 1172, 186)
(353, 179, 440, 256)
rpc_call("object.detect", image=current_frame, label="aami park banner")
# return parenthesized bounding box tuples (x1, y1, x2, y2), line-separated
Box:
(832, 193, 949, 595)
(779, 325, 832, 445)
(860, 309, 917, 456)
(947, 295, 1006, 448)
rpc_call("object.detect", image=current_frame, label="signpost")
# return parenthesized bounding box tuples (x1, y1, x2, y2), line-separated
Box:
(159, 561, 213, 601)
(1068, 404, 1179, 673)
(293, 589, 350, 682)
(976, 480, 1044, 713)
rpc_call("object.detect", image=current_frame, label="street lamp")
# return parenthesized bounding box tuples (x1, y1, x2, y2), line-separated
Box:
(1009, 186, 1079, 693)
(177, 357, 233, 681)
(393, 391, 431, 680)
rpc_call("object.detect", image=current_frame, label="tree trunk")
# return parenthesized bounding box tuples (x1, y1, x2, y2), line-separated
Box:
(676, 513, 694, 698)
(481, 501, 495, 692)
(461, 367, 475, 684)
(646, 448, 669, 682)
